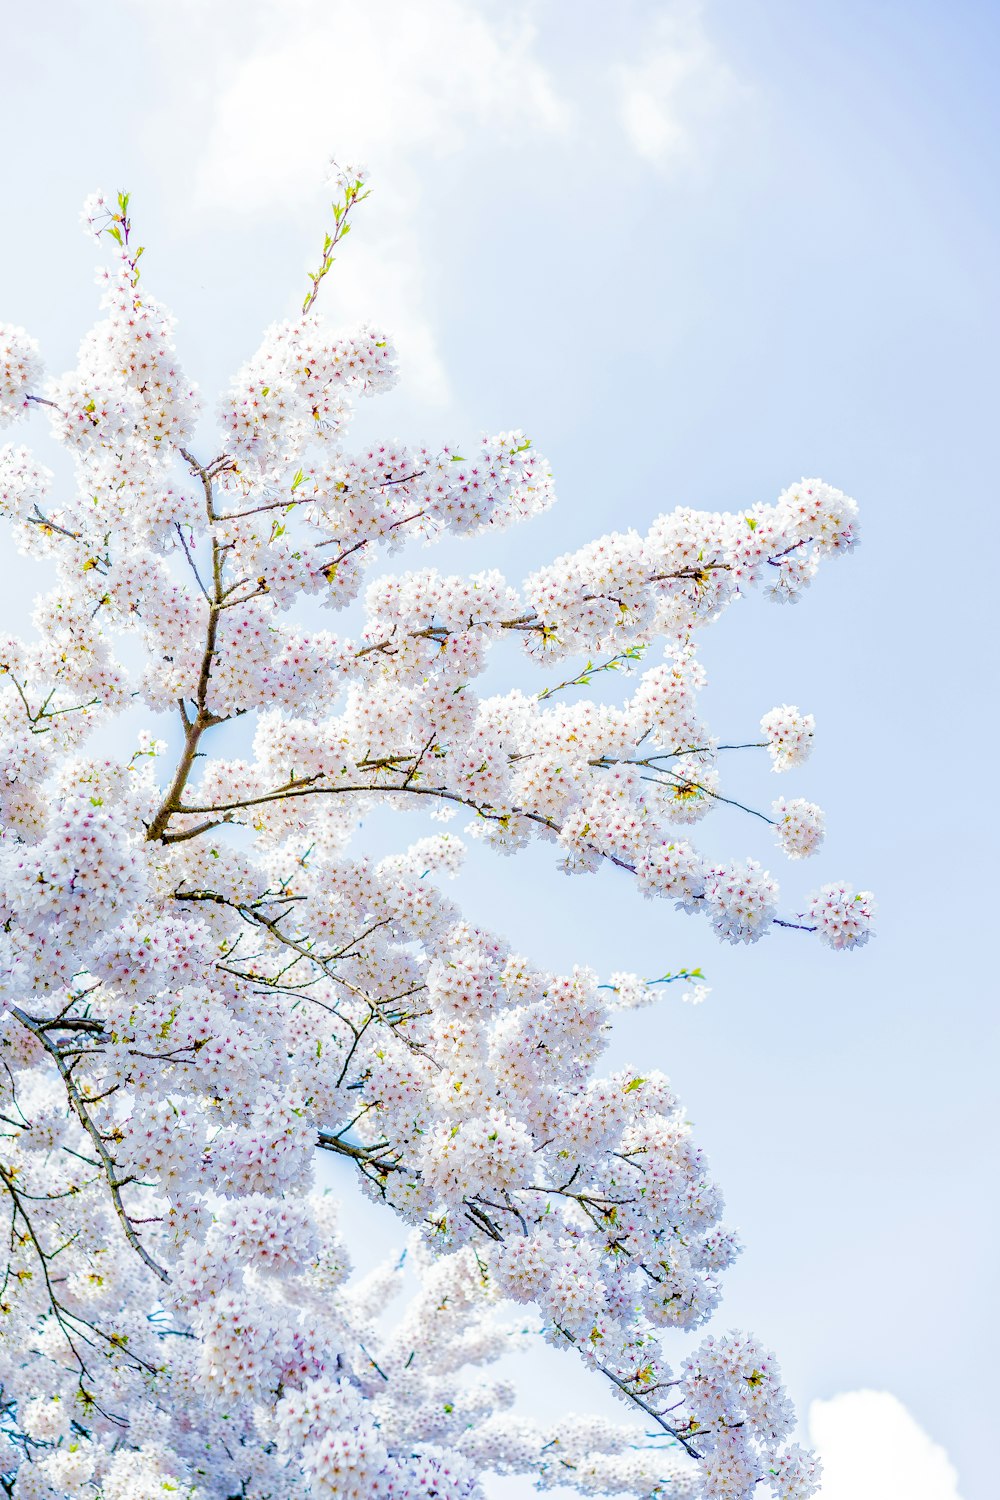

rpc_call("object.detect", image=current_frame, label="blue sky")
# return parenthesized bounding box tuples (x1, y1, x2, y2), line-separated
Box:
(1, 3, 995, 1495)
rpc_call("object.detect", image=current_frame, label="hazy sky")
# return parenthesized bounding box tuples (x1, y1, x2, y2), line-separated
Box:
(1, 2, 995, 1496)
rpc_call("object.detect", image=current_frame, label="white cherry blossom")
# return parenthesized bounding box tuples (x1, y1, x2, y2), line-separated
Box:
(0, 178, 877, 1500)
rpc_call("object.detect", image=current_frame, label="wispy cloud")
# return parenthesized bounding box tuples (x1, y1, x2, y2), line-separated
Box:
(200, 2, 565, 202)
(132, 0, 744, 402)
(616, 2, 743, 170)
(139, 0, 568, 404)
(809, 1391, 964, 1499)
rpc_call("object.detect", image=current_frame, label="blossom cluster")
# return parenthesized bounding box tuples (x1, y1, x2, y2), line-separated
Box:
(0, 186, 875, 1499)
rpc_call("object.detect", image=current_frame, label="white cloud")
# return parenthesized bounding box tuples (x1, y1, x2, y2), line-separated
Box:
(131, 1, 744, 402)
(809, 1391, 963, 1500)
(616, 2, 743, 170)
(138, 0, 568, 405)
(189, 1, 566, 210)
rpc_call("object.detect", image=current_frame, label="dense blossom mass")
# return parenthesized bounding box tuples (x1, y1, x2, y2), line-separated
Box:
(0, 177, 873, 1500)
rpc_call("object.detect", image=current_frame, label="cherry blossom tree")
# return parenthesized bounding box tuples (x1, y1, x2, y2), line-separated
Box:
(0, 170, 874, 1500)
